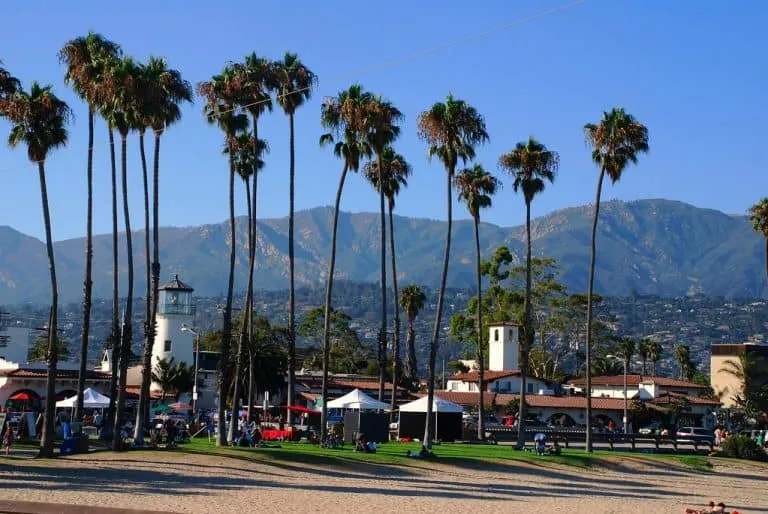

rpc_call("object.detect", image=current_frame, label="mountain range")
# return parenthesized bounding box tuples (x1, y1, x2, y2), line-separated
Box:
(0, 198, 765, 304)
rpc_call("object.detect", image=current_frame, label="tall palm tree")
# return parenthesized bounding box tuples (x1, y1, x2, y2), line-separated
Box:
(399, 284, 426, 388)
(6, 82, 71, 457)
(718, 351, 767, 409)
(318, 84, 372, 438)
(638, 338, 650, 375)
(454, 163, 500, 439)
(197, 68, 248, 445)
(361, 95, 403, 403)
(273, 52, 316, 410)
(134, 57, 192, 443)
(646, 339, 662, 375)
(498, 137, 558, 449)
(616, 336, 635, 373)
(106, 56, 141, 450)
(416, 94, 488, 447)
(364, 147, 412, 417)
(748, 198, 768, 283)
(583, 108, 648, 452)
(674, 344, 694, 381)
(225, 131, 265, 443)
(234, 52, 274, 420)
(0, 61, 20, 113)
(58, 33, 121, 422)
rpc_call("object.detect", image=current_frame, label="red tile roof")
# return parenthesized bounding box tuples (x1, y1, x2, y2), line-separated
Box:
(424, 391, 626, 411)
(0, 368, 111, 380)
(567, 375, 706, 389)
(296, 376, 403, 392)
(651, 392, 721, 407)
(449, 370, 522, 383)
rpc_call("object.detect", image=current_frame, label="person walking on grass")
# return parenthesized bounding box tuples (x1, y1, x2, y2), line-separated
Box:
(3, 424, 13, 456)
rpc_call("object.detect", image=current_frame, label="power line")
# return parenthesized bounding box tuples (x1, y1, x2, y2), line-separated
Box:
(4, 0, 586, 168)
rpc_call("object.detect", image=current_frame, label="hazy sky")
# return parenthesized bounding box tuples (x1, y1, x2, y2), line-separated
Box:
(1, 0, 766, 241)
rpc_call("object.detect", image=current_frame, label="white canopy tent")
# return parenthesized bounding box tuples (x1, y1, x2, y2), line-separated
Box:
(398, 395, 463, 413)
(326, 389, 389, 410)
(55, 388, 110, 409)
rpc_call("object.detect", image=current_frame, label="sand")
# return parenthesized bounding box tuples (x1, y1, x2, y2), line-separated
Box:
(0, 450, 765, 513)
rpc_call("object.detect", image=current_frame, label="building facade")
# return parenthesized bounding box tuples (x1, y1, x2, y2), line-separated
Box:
(710, 343, 768, 408)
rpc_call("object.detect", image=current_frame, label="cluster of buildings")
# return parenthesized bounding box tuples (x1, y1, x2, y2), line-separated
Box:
(2, 277, 764, 432)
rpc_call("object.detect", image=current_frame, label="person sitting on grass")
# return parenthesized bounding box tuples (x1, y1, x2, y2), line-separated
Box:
(355, 434, 367, 452)
(407, 445, 433, 458)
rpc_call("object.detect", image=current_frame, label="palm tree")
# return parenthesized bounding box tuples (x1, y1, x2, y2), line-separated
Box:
(6, 82, 71, 457)
(197, 68, 248, 445)
(364, 147, 412, 418)
(646, 339, 662, 375)
(453, 163, 500, 439)
(58, 34, 121, 422)
(360, 95, 403, 403)
(134, 57, 192, 444)
(638, 338, 650, 375)
(674, 344, 694, 381)
(233, 52, 274, 420)
(718, 351, 767, 410)
(616, 336, 635, 373)
(152, 357, 179, 401)
(498, 136, 558, 449)
(272, 53, 316, 411)
(583, 108, 648, 452)
(399, 285, 426, 387)
(105, 56, 142, 450)
(416, 94, 488, 447)
(318, 84, 372, 438)
(748, 198, 768, 283)
(0, 61, 20, 113)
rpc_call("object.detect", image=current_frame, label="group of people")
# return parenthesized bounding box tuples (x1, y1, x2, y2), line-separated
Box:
(684, 501, 739, 514)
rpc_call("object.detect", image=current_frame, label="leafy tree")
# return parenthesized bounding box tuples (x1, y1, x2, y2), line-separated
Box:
(417, 94, 488, 448)
(58, 33, 121, 422)
(6, 81, 71, 457)
(748, 198, 768, 282)
(583, 107, 649, 452)
(364, 146, 411, 417)
(447, 360, 470, 374)
(399, 284, 426, 388)
(299, 307, 371, 376)
(273, 52, 317, 414)
(28, 335, 71, 363)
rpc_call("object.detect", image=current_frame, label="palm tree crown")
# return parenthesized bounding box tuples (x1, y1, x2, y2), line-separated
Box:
(320, 84, 373, 172)
(142, 57, 193, 134)
(235, 52, 276, 119)
(749, 198, 768, 236)
(7, 82, 72, 161)
(454, 163, 501, 220)
(400, 285, 426, 320)
(363, 147, 411, 207)
(58, 32, 122, 109)
(584, 108, 649, 183)
(0, 61, 21, 111)
(274, 52, 316, 116)
(417, 93, 489, 172)
(498, 137, 559, 203)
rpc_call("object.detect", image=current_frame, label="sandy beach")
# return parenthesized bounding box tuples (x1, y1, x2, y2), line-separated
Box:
(0, 450, 765, 513)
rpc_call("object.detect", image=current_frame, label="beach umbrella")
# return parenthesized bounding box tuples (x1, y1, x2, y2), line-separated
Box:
(152, 404, 172, 414)
(169, 402, 192, 411)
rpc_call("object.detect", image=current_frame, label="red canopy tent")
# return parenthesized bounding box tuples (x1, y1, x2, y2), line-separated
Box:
(8, 391, 37, 401)
(282, 405, 319, 415)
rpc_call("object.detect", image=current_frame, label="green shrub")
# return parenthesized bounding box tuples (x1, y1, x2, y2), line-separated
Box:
(720, 436, 768, 461)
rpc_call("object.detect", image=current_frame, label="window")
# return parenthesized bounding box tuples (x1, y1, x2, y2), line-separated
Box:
(164, 340, 172, 352)
(527, 383, 534, 393)
(0, 335, 9, 347)
(509, 329, 514, 339)
(494, 329, 499, 342)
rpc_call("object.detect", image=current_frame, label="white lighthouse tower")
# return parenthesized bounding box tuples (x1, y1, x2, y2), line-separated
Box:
(150, 275, 195, 391)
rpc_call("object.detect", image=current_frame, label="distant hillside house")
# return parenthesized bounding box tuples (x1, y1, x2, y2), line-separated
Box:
(566, 374, 710, 400)
(710, 342, 768, 408)
(445, 322, 553, 394)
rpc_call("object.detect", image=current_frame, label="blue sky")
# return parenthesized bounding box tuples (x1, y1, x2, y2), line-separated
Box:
(1, 0, 766, 241)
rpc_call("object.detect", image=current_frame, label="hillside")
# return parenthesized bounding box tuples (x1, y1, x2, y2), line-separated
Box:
(0, 199, 764, 303)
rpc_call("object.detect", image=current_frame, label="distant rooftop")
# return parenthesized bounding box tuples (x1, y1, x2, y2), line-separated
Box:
(159, 275, 194, 292)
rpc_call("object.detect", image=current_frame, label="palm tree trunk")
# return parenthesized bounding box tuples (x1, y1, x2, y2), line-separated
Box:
(424, 166, 454, 448)
(321, 163, 348, 440)
(517, 201, 533, 449)
(113, 133, 134, 451)
(246, 116, 259, 423)
(585, 167, 606, 453)
(148, 131, 162, 421)
(406, 318, 417, 387)
(228, 176, 253, 443)
(377, 153, 388, 403)
(217, 151, 236, 446)
(764, 237, 767, 282)
(287, 114, 296, 411)
(37, 162, 59, 458)
(474, 215, 485, 440)
(389, 201, 401, 421)
(134, 130, 151, 445)
(107, 127, 119, 429)
(76, 106, 94, 422)
(641, 357, 647, 376)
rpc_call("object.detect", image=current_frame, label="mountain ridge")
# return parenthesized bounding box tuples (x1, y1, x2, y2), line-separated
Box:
(0, 198, 764, 304)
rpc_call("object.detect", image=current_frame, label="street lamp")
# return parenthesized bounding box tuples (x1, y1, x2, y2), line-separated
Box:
(181, 324, 201, 415)
(606, 354, 628, 434)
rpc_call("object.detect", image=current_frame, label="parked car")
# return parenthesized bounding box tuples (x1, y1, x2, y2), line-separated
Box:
(638, 422, 665, 435)
(675, 427, 714, 442)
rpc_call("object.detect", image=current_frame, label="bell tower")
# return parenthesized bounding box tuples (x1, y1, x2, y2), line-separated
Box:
(151, 275, 195, 385)
(488, 322, 520, 372)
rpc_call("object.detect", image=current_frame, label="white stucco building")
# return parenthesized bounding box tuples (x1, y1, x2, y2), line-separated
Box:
(445, 322, 552, 395)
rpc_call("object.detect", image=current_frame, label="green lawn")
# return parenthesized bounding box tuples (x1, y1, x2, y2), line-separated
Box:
(177, 438, 713, 473)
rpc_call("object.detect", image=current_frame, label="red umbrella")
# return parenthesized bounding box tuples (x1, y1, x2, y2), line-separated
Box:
(283, 405, 319, 415)
(9, 391, 36, 401)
